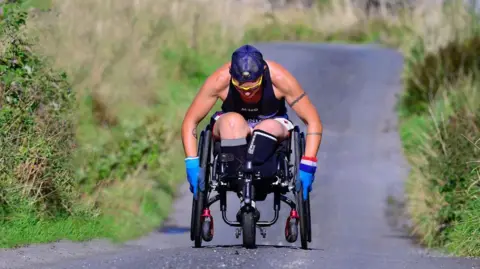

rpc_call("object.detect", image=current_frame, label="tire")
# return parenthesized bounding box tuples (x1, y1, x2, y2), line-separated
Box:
(297, 187, 309, 250)
(285, 217, 298, 243)
(190, 198, 196, 241)
(242, 211, 256, 249)
(190, 130, 204, 242)
(299, 132, 312, 242)
(289, 127, 301, 181)
(306, 194, 312, 243)
(201, 215, 214, 242)
(191, 128, 211, 248)
(293, 129, 308, 249)
(193, 191, 205, 248)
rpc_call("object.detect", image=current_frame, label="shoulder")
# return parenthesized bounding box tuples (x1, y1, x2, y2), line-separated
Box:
(265, 60, 301, 94)
(203, 61, 231, 95)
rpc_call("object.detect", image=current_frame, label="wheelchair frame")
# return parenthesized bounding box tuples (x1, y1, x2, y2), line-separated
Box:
(190, 123, 312, 249)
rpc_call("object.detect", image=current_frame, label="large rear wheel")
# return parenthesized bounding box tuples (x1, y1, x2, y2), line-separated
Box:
(190, 130, 205, 242)
(299, 132, 312, 242)
(296, 187, 309, 250)
(191, 127, 211, 248)
(193, 191, 205, 248)
(292, 129, 310, 249)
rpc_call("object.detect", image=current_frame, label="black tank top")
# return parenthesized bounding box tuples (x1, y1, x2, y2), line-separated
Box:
(221, 63, 288, 126)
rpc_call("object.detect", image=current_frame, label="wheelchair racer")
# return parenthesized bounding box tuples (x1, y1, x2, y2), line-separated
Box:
(181, 44, 323, 218)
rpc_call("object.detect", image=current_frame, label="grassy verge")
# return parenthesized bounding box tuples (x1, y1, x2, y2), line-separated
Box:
(0, 2, 95, 247)
(1, 0, 244, 247)
(1, 0, 478, 257)
(392, 3, 479, 257)
(243, 0, 480, 256)
(400, 76, 480, 256)
(398, 29, 480, 255)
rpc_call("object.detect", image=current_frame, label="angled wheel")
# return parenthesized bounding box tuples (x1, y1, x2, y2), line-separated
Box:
(299, 132, 312, 242)
(190, 197, 196, 241)
(190, 130, 204, 242)
(296, 186, 309, 249)
(193, 191, 206, 248)
(291, 127, 310, 249)
(190, 127, 212, 248)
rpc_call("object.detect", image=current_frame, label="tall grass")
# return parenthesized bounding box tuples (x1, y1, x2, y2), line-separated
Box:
(252, 0, 480, 256)
(381, 1, 480, 257)
(0, 1, 115, 247)
(0, 0, 263, 246)
(1, 0, 479, 256)
(401, 75, 480, 256)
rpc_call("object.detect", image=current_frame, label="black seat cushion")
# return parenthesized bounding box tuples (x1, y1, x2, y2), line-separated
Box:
(213, 138, 289, 179)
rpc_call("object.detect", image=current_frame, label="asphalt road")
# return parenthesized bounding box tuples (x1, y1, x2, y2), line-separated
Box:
(2, 43, 479, 269)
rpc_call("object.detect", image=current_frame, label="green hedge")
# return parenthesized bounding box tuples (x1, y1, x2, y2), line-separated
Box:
(0, 2, 77, 220)
(0, 1, 186, 247)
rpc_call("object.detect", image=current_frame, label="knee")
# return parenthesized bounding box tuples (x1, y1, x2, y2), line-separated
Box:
(215, 112, 249, 138)
(253, 119, 287, 139)
(219, 113, 246, 126)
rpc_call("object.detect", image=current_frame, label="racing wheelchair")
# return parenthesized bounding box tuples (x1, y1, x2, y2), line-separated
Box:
(189, 122, 312, 249)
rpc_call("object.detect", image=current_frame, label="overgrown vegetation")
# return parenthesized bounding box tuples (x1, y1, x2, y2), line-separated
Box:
(400, 45, 480, 256)
(400, 74, 480, 256)
(394, 3, 480, 256)
(1, 0, 240, 247)
(1, 0, 478, 257)
(244, 0, 480, 257)
(0, 2, 105, 247)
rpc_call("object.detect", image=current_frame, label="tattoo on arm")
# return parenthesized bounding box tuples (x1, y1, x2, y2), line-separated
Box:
(192, 127, 197, 138)
(306, 132, 322, 136)
(288, 92, 306, 107)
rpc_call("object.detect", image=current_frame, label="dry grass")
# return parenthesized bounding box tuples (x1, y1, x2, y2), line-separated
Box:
(401, 74, 480, 254)
(15, 0, 268, 243)
(249, 0, 480, 256)
(4, 0, 477, 252)
(25, 0, 281, 126)
(277, 1, 475, 50)
(28, 0, 477, 85)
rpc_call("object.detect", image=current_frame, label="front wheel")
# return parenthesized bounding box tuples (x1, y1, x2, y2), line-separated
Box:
(242, 211, 256, 249)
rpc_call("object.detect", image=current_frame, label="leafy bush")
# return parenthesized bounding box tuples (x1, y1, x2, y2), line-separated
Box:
(0, 2, 78, 220)
(74, 103, 176, 197)
(0, 0, 188, 246)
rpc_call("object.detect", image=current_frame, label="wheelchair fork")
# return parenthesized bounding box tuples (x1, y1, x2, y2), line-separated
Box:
(243, 174, 253, 208)
(241, 160, 256, 211)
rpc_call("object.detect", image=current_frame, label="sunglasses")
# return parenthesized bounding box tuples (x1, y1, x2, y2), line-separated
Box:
(231, 76, 263, 91)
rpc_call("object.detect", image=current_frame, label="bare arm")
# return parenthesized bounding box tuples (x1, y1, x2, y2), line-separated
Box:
(181, 64, 230, 157)
(269, 61, 323, 158)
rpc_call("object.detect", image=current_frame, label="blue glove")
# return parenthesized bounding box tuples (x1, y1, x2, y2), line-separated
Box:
(299, 156, 317, 200)
(185, 157, 201, 195)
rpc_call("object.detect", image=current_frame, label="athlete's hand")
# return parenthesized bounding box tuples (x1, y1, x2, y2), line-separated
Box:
(298, 156, 317, 199)
(185, 157, 203, 195)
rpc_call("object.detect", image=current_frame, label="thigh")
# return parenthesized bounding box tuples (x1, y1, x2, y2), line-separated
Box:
(253, 118, 292, 140)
